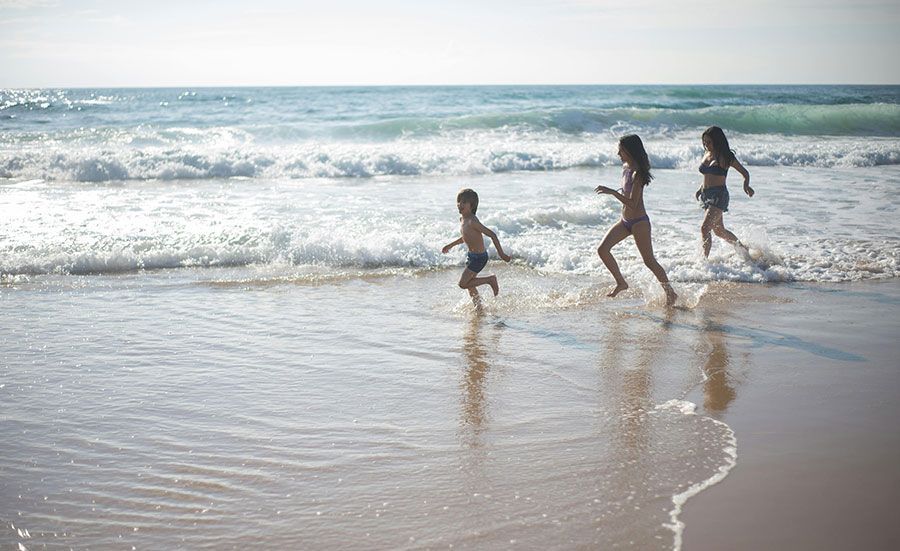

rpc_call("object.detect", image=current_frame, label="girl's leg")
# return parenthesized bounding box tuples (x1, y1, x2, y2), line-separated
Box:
(711, 216, 744, 249)
(700, 207, 721, 258)
(597, 222, 631, 297)
(631, 221, 677, 306)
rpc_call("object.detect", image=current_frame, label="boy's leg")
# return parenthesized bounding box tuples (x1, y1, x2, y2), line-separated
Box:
(467, 287, 482, 308)
(459, 269, 499, 296)
(482, 275, 499, 296)
(459, 270, 482, 307)
(458, 269, 477, 289)
(464, 276, 499, 296)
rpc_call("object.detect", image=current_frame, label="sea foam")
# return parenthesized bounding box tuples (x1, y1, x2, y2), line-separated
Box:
(2, 136, 899, 182)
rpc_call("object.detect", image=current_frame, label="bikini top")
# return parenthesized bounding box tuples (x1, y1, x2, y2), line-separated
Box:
(699, 160, 728, 176)
(620, 166, 634, 195)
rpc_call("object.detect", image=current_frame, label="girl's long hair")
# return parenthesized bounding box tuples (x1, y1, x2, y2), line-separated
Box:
(702, 126, 736, 168)
(619, 134, 653, 185)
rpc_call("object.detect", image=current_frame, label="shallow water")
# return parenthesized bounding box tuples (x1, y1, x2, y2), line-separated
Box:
(2, 268, 745, 549)
(2, 165, 898, 285)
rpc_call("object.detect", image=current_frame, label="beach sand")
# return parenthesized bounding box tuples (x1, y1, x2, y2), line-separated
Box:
(681, 280, 900, 550)
(2, 268, 899, 549)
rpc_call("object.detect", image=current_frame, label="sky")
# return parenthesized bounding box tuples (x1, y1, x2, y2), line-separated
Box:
(1, 0, 898, 87)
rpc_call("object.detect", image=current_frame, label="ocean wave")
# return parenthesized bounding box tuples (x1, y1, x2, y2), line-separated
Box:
(2, 137, 898, 182)
(0, 143, 603, 181)
(3, 224, 897, 284)
(5, 87, 899, 139)
(528, 104, 900, 137)
(290, 103, 900, 139)
(0, 239, 445, 276)
(671, 103, 900, 137)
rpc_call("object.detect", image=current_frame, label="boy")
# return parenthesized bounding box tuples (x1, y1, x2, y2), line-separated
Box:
(442, 188, 511, 305)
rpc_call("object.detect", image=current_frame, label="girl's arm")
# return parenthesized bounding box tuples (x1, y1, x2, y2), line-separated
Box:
(474, 222, 511, 262)
(595, 173, 644, 210)
(442, 237, 464, 253)
(696, 153, 710, 201)
(731, 158, 754, 197)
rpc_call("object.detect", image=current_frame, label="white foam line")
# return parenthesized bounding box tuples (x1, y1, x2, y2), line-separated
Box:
(663, 409, 738, 551)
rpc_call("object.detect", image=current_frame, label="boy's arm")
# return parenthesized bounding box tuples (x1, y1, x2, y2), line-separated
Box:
(442, 237, 464, 254)
(473, 219, 511, 262)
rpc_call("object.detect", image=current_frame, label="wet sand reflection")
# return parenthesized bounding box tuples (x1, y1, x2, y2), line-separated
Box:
(699, 317, 737, 414)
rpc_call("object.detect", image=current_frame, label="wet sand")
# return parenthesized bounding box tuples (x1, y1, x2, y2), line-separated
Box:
(2, 269, 899, 549)
(681, 280, 900, 551)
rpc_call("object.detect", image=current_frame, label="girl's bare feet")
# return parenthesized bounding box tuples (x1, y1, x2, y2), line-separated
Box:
(488, 275, 499, 296)
(607, 282, 628, 297)
(663, 283, 677, 307)
(734, 241, 752, 261)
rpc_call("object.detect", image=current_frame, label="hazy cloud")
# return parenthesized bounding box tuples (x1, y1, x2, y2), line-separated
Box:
(0, 0, 57, 9)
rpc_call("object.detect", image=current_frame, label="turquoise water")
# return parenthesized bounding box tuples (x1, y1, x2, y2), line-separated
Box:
(5, 85, 900, 134)
(2, 85, 898, 282)
(2, 85, 899, 182)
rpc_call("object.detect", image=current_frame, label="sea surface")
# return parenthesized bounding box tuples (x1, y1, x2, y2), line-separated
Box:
(2, 85, 898, 283)
(2, 85, 899, 549)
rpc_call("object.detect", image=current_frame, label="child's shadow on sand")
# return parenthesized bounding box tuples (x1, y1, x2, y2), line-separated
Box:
(641, 312, 865, 363)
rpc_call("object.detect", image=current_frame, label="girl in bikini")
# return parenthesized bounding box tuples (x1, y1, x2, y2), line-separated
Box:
(595, 134, 677, 306)
(696, 126, 755, 257)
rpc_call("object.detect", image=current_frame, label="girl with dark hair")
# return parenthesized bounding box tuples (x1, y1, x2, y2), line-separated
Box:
(594, 134, 677, 306)
(697, 126, 754, 257)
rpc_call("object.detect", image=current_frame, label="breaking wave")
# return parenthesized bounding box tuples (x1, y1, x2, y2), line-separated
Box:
(1, 137, 898, 182)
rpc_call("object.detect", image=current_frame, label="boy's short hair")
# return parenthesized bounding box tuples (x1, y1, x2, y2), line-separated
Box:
(457, 188, 479, 214)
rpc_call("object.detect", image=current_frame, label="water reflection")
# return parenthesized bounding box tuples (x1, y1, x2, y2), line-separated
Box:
(597, 309, 674, 456)
(458, 313, 506, 451)
(699, 318, 737, 414)
(460, 314, 491, 448)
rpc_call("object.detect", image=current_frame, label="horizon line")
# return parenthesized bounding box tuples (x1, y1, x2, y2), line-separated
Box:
(3, 82, 900, 90)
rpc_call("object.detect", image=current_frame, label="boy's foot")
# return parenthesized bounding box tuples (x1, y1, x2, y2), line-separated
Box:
(607, 282, 628, 298)
(488, 275, 499, 296)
